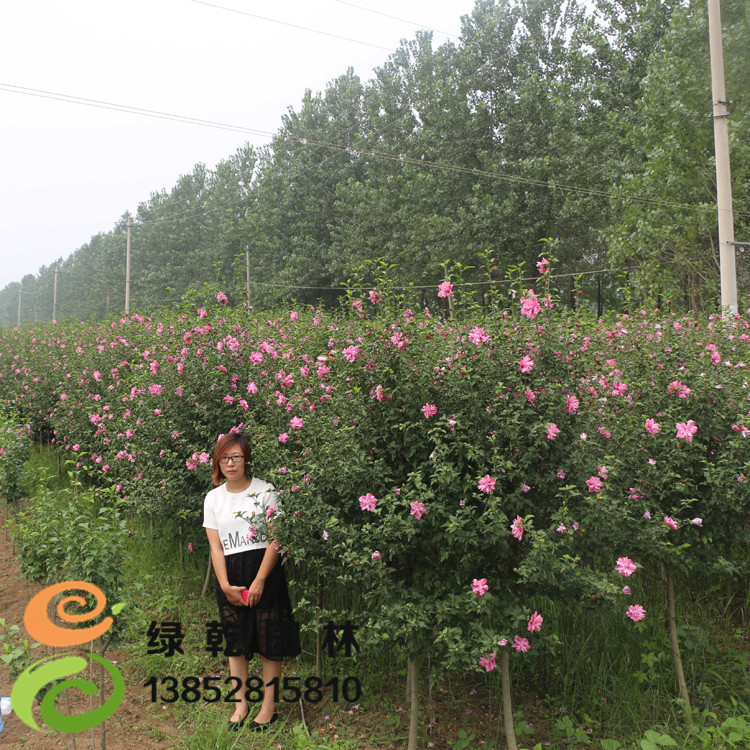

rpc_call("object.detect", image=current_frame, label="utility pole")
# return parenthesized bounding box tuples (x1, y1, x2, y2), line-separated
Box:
(16, 287, 21, 327)
(125, 215, 132, 314)
(106, 291, 110, 316)
(245, 245, 251, 306)
(708, 0, 737, 313)
(52, 263, 59, 320)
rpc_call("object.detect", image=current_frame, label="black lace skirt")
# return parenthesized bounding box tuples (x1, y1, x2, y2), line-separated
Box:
(215, 548, 301, 661)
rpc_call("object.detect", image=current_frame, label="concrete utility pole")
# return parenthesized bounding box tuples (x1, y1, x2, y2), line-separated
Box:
(52, 263, 59, 320)
(125, 216, 132, 314)
(708, 0, 737, 313)
(16, 287, 21, 327)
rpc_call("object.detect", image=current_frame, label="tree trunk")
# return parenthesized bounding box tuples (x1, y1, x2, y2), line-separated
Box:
(661, 562, 692, 723)
(500, 649, 518, 750)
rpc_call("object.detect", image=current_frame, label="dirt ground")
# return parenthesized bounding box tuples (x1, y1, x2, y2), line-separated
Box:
(0, 528, 182, 750)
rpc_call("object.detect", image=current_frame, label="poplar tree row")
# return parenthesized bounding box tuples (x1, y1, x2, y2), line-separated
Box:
(2, 0, 748, 327)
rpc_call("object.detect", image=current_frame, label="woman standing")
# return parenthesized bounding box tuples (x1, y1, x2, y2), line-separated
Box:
(203, 432, 299, 731)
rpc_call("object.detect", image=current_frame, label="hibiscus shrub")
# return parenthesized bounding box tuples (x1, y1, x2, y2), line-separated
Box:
(1, 273, 749, 711)
(0, 411, 31, 502)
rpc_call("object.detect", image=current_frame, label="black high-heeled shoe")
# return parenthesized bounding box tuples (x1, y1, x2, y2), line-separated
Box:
(227, 708, 249, 731)
(247, 712, 278, 732)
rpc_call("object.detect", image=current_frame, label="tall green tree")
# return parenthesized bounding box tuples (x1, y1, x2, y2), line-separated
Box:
(249, 69, 369, 307)
(605, 0, 750, 312)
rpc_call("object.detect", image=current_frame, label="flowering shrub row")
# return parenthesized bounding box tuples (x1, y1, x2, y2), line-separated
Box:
(1, 275, 749, 685)
(0, 411, 31, 501)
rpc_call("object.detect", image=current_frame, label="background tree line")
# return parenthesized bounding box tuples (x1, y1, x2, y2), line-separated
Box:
(2, 0, 748, 326)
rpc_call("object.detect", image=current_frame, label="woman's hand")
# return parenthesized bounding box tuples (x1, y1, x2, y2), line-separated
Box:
(223, 585, 249, 606)
(244, 577, 266, 607)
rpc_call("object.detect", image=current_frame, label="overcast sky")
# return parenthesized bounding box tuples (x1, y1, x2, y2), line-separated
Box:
(0, 0, 476, 291)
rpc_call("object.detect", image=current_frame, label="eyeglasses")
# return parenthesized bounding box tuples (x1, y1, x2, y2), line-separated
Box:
(219, 455, 245, 465)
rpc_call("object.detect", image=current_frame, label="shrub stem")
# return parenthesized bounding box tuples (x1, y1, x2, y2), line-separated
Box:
(500, 648, 518, 750)
(661, 561, 692, 723)
(407, 651, 419, 750)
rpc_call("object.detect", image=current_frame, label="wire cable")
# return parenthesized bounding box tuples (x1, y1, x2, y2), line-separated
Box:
(0, 82, 274, 139)
(248, 266, 638, 291)
(329, 0, 458, 38)
(189, 0, 394, 51)
(1, 82, 748, 221)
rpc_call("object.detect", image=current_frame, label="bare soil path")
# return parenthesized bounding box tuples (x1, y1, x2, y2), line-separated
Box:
(0, 527, 181, 750)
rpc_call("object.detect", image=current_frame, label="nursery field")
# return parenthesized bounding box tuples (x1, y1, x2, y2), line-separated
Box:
(0, 273, 749, 749)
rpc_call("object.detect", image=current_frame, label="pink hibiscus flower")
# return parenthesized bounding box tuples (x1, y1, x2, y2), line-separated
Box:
(675, 420, 697, 442)
(478, 475, 496, 493)
(519, 356, 535, 374)
(586, 476, 603, 493)
(520, 290, 541, 320)
(668, 381, 691, 398)
(512, 636, 530, 653)
(644, 418, 660, 435)
(468, 326, 490, 345)
(437, 281, 453, 298)
(527, 611, 543, 632)
(342, 345, 360, 362)
(359, 493, 378, 511)
(626, 604, 647, 622)
(478, 653, 497, 672)
(471, 578, 489, 596)
(421, 403, 438, 418)
(510, 516, 524, 541)
(615, 557, 637, 576)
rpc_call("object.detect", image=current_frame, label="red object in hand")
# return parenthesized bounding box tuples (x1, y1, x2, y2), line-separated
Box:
(241, 590, 249, 604)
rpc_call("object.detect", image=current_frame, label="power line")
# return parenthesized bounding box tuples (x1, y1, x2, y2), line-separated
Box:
(0, 83, 274, 139)
(248, 266, 637, 291)
(188, 0, 394, 52)
(329, 0, 459, 38)
(1, 83, 748, 220)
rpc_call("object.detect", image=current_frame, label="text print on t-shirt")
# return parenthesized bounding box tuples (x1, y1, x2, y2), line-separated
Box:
(221, 525, 268, 552)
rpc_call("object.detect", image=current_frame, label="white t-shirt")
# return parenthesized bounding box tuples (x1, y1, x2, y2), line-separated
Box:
(203, 478, 279, 556)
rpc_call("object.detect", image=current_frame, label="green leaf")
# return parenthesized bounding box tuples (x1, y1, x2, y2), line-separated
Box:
(643, 730, 678, 746)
